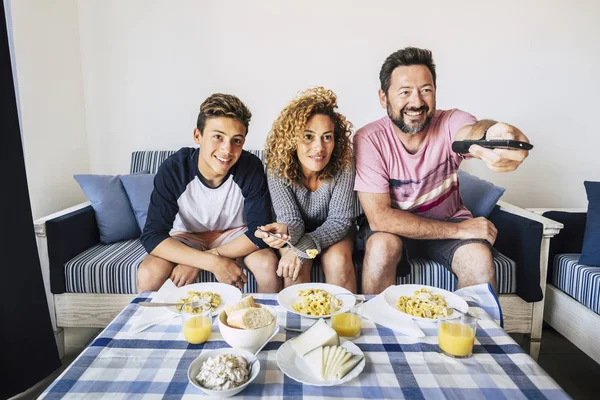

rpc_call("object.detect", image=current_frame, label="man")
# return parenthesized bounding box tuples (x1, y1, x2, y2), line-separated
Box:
(137, 93, 281, 293)
(354, 47, 530, 294)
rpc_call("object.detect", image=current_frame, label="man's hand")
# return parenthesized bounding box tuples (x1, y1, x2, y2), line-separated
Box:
(469, 122, 529, 172)
(255, 222, 290, 249)
(169, 264, 199, 287)
(277, 248, 303, 281)
(456, 217, 498, 245)
(210, 255, 248, 289)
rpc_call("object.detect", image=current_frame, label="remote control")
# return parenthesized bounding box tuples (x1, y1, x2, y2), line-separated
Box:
(452, 139, 533, 154)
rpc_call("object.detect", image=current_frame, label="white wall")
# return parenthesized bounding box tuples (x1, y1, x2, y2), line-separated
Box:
(10, 0, 89, 219)
(75, 0, 600, 208)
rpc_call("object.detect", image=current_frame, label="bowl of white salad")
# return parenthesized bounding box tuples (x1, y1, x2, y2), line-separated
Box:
(187, 348, 260, 398)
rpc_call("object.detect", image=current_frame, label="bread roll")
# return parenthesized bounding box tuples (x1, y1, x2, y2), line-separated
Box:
(224, 296, 257, 317)
(227, 307, 274, 329)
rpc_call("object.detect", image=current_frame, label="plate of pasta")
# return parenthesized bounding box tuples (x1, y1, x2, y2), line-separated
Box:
(167, 282, 242, 317)
(277, 283, 352, 319)
(382, 285, 468, 321)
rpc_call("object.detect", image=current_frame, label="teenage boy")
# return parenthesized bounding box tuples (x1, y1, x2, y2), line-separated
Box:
(137, 93, 280, 293)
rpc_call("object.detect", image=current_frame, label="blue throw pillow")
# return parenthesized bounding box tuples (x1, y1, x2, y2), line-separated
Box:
(458, 170, 506, 218)
(580, 181, 600, 266)
(74, 174, 141, 244)
(119, 173, 156, 231)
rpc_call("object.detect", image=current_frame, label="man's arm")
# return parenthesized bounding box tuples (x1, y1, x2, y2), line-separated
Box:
(454, 120, 530, 172)
(358, 191, 497, 243)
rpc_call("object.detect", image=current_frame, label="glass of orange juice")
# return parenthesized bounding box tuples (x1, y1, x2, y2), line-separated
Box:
(181, 300, 212, 345)
(438, 314, 478, 358)
(330, 294, 364, 340)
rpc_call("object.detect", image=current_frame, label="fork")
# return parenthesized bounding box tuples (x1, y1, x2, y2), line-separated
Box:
(259, 229, 314, 259)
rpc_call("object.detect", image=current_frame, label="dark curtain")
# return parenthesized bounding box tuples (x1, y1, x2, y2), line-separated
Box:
(0, 3, 61, 398)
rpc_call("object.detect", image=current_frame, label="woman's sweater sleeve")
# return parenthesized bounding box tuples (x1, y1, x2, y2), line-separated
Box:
(267, 173, 306, 243)
(301, 166, 356, 255)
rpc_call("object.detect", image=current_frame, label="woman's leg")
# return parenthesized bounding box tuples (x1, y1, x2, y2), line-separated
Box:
(320, 234, 356, 293)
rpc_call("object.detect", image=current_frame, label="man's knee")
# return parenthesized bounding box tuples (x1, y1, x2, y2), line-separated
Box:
(137, 255, 172, 292)
(364, 232, 403, 267)
(452, 242, 495, 282)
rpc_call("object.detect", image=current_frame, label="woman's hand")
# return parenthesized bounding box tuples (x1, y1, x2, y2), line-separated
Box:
(277, 248, 304, 281)
(254, 222, 290, 249)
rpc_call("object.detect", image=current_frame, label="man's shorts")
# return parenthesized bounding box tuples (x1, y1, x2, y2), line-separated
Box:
(170, 226, 247, 251)
(355, 215, 492, 277)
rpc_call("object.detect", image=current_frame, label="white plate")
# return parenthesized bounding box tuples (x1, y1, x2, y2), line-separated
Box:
(276, 283, 352, 319)
(276, 338, 365, 386)
(167, 282, 242, 317)
(382, 284, 468, 322)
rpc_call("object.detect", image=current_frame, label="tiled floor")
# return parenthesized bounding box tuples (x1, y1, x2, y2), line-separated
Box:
(13, 325, 600, 399)
(510, 324, 600, 400)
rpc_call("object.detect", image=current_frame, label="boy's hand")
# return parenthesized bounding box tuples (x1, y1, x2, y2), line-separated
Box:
(255, 223, 290, 249)
(169, 264, 199, 287)
(211, 256, 248, 289)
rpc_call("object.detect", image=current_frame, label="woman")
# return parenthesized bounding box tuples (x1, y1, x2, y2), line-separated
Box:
(255, 87, 356, 292)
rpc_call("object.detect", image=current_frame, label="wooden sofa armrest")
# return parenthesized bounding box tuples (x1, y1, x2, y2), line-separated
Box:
(496, 201, 564, 236)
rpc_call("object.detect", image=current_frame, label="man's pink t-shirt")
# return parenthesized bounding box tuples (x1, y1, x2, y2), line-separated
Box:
(354, 109, 477, 221)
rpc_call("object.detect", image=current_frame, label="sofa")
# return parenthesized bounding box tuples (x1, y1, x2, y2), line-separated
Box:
(531, 199, 600, 364)
(34, 150, 563, 360)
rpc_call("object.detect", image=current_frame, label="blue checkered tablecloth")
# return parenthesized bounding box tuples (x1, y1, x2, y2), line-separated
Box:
(40, 293, 568, 399)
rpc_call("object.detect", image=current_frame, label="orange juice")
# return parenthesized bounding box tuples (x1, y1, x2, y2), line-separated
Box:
(438, 321, 475, 357)
(183, 315, 212, 344)
(331, 312, 361, 338)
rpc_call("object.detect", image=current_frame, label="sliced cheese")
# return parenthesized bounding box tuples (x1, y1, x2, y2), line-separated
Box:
(327, 347, 350, 379)
(303, 346, 324, 380)
(325, 346, 346, 379)
(323, 346, 332, 371)
(336, 355, 364, 379)
(290, 318, 339, 357)
(330, 351, 352, 379)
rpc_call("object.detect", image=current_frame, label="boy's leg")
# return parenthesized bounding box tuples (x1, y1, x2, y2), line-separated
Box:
(243, 248, 281, 293)
(137, 254, 176, 292)
(321, 233, 356, 293)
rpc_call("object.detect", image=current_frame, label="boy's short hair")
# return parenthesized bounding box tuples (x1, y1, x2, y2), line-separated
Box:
(196, 93, 252, 134)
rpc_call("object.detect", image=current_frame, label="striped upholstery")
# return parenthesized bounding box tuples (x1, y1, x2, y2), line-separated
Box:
(64, 239, 516, 295)
(65, 239, 259, 294)
(553, 254, 600, 315)
(63, 150, 517, 295)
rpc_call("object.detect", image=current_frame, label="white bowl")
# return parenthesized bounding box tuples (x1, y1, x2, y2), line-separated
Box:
(217, 304, 277, 354)
(187, 348, 260, 398)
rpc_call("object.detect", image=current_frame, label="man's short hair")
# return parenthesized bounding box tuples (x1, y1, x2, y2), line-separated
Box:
(379, 47, 437, 94)
(196, 93, 252, 134)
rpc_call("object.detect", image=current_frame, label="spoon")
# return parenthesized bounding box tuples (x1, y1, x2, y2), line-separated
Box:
(253, 325, 280, 356)
(258, 228, 315, 259)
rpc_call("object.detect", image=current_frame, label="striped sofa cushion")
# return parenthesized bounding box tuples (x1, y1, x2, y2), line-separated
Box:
(64, 239, 516, 295)
(553, 254, 600, 315)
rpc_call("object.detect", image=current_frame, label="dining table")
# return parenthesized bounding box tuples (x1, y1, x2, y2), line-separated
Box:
(39, 292, 569, 399)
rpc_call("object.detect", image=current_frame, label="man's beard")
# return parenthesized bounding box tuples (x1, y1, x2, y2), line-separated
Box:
(387, 101, 434, 135)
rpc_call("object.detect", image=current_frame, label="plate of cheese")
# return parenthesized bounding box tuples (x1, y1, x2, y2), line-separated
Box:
(276, 318, 365, 386)
(277, 283, 352, 319)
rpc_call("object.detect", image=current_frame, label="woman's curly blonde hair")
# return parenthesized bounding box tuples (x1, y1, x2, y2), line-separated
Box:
(265, 87, 353, 184)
